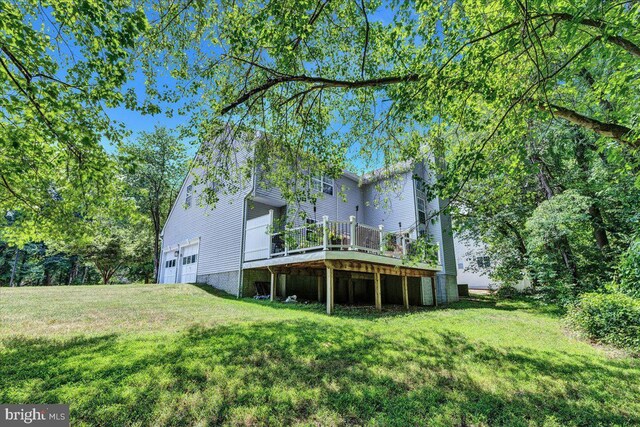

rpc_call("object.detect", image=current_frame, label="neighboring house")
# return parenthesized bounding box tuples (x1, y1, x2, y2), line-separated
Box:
(454, 236, 496, 290)
(454, 236, 532, 291)
(159, 138, 459, 313)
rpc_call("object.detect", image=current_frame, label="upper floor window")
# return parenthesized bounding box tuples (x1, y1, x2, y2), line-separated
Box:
(417, 197, 427, 225)
(311, 175, 334, 196)
(476, 256, 491, 268)
(185, 184, 193, 208)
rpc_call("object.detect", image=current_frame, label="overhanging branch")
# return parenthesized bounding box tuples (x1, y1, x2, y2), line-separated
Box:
(220, 73, 420, 115)
(540, 103, 638, 147)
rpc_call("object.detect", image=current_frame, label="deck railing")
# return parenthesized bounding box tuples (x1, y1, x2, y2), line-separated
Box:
(268, 215, 440, 265)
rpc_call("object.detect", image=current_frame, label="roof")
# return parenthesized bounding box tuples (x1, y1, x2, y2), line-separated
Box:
(342, 160, 415, 185)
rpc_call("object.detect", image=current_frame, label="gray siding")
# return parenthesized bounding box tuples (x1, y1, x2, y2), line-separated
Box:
(415, 161, 459, 302)
(254, 164, 284, 203)
(161, 168, 250, 293)
(362, 171, 417, 233)
(271, 175, 363, 225)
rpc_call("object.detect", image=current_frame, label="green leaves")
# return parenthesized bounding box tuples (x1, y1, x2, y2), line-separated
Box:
(0, 0, 149, 246)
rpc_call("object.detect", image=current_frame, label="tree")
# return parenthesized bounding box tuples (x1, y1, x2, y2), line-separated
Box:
(140, 0, 639, 209)
(451, 117, 639, 301)
(0, 0, 148, 246)
(119, 127, 188, 282)
(70, 202, 148, 285)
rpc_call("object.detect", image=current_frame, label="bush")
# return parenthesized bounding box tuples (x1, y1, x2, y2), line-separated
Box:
(492, 285, 522, 299)
(616, 239, 640, 298)
(568, 292, 640, 353)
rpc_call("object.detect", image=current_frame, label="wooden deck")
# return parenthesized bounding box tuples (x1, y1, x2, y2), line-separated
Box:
(243, 250, 440, 314)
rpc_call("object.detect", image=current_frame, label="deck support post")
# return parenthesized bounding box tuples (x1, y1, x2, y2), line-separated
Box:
(402, 275, 409, 310)
(431, 275, 437, 307)
(270, 270, 278, 302)
(378, 225, 384, 254)
(326, 265, 335, 315)
(374, 272, 382, 311)
(281, 274, 287, 299)
(317, 275, 324, 303)
(348, 279, 354, 304)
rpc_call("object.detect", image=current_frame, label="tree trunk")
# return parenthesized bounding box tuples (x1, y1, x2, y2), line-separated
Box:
(153, 232, 160, 284)
(531, 152, 580, 284)
(152, 206, 161, 284)
(574, 140, 610, 251)
(81, 266, 88, 284)
(18, 250, 27, 286)
(589, 204, 610, 250)
(67, 256, 78, 285)
(9, 248, 20, 287)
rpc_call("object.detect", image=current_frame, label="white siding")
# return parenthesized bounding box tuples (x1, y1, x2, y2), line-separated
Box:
(453, 235, 494, 289)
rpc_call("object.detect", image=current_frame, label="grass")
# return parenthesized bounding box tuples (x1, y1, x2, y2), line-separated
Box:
(0, 284, 638, 426)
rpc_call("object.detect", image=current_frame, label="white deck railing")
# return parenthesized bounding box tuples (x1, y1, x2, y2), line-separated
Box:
(267, 215, 440, 265)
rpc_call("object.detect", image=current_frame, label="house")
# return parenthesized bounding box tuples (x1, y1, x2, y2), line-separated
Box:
(454, 236, 495, 290)
(159, 137, 459, 314)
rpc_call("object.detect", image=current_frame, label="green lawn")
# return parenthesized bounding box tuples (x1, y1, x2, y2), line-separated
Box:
(0, 285, 638, 426)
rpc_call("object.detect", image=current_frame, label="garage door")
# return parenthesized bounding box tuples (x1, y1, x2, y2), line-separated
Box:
(163, 251, 178, 284)
(179, 243, 199, 283)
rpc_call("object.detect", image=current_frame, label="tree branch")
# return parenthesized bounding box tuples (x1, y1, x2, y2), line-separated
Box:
(549, 12, 640, 58)
(357, 0, 370, 78)
(540, 103, 638, 147)
(291, 0, 331, 50)
(220, 73, 419, 115)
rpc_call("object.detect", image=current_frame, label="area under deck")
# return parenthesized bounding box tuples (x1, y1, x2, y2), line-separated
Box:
(243, 250, 441, 314)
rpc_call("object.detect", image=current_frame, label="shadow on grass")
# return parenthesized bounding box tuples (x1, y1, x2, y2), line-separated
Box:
(192, 283, 435, 319)
(193, 283, 564, 320)
(1, 320, 638, 426)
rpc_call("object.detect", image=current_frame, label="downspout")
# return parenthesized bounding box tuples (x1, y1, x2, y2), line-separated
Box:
(237, 143, 258, 298)
(412, 166, 419, 238)
(158, 233, 164, 284)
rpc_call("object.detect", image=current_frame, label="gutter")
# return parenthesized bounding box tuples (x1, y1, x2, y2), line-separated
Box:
(237, 140, 258, 298)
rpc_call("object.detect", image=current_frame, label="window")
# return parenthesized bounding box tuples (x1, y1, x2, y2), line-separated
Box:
(182, 254, 197, 265)
(185, 184, 193, 208)
(310, 175, 334, 196)
(476, 256, 491, 268)
(165, 259, 176, 268)
(417, 197, 427, 225)
(458, 262, 464, 269)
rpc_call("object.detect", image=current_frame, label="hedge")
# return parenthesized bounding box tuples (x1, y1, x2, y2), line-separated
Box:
(568, 292, 640, 353)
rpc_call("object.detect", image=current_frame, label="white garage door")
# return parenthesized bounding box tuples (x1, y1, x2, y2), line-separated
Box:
(179, 243, 199, 283)
(163, 251, 178, 284)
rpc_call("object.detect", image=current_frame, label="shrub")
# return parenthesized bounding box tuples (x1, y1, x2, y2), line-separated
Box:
(616, 239, 640, 299)
(568, 292, 640, 353)
(493, 285, 522, 299)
